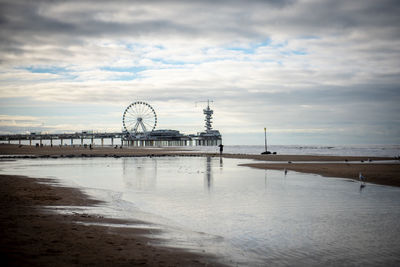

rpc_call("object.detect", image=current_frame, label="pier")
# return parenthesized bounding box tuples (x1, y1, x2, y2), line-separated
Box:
(0, 130, 222, 147)
(1, 100, 222, 147)
(0, 132, 124, 147)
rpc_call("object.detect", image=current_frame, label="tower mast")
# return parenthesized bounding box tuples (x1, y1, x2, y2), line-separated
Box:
(203, 100, 213, 132)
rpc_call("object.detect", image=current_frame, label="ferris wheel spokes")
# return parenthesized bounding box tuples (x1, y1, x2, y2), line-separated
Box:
(122, 101, 157, 136)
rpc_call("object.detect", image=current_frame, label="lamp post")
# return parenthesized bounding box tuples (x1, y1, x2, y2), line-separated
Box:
(264, 127, 267, 152)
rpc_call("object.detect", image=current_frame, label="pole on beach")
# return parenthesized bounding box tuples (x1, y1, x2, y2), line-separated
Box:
(264, 127, 267, 152)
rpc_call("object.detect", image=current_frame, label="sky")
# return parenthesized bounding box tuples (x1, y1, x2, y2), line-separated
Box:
(0, 0, 399, 145)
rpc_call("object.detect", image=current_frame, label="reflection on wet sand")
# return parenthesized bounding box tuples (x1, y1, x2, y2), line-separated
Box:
(204, 156, 224, 191)
(360, 183, 366, 192)
(264, 170, 267, 189)
(122, 157, 158, 191)
(205, 157, 213, 191)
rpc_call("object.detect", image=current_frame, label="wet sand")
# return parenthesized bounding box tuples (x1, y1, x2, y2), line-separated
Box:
(1, 144, 399, 187)
(0, 144, 190, 157)
(240, 163, 400, 187)
(0, 174, 223, 266)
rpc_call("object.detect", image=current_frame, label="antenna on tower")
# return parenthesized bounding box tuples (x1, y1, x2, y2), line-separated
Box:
(194, 99, 213, 107)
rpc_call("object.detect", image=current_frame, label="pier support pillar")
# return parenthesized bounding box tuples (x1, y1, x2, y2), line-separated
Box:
(81, 138, 83, 146)
(61, 138, 63, 146)
(50, 138, 53, 147)
(111, 138, 114, 146)
(91, 138, 94, 145)
(40, 139, 42, 146)
(101, 138, 104, 147)
(18, 139, 21, 145)
(29, 139, 32, 146)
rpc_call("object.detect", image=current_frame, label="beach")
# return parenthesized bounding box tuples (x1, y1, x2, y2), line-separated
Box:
(1, 144, 400, 266)
(0, 174, 222, 266)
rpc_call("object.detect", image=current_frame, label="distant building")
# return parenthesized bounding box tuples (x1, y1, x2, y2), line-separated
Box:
(191, 101, 222, 146)
(124, 129, 190, 146)
(123, 101, 222, 147)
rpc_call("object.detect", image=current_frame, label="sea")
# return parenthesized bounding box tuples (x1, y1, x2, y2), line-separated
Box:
(3, 139, 400, 157)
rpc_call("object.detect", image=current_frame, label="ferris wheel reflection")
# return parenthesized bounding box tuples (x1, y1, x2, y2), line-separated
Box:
(121, 156, 223, 192)
(122, 157, 158, 191)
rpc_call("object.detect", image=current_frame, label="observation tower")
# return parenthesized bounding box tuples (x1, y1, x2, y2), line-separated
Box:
(203, 100, 214, 131)
(193, 100, 222, 146)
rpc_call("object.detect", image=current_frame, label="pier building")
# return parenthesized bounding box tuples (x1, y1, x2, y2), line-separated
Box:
(122, 100, 222, 146)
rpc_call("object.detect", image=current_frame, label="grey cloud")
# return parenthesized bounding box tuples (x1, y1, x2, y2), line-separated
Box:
(0, 0, 398, 66)
(0, 0, 398, 73)
(255, 84, 400, 106)
(1, 0, 398, 44)
(282, 0, 399, 31)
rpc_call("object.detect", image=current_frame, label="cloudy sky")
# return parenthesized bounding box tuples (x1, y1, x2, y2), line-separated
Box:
(0, 0, 399, 145)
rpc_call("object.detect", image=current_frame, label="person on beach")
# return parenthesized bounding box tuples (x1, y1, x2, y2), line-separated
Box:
(359, 172, 366, 183)
(218, 144, 224, 155)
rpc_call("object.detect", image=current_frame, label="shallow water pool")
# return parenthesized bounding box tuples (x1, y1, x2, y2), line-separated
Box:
(1, 157, 400, 266)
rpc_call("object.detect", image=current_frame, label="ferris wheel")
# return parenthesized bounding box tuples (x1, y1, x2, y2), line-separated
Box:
(122, 101, 157, 135)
